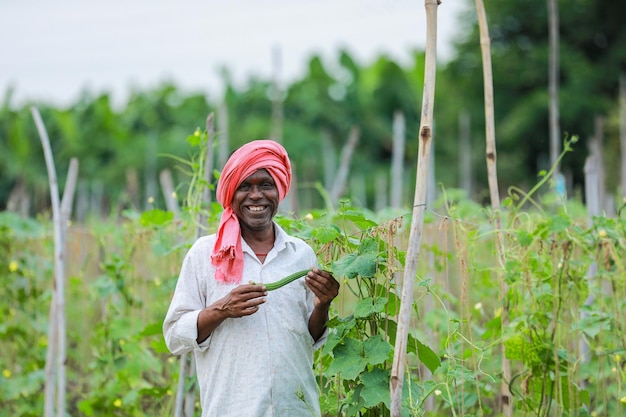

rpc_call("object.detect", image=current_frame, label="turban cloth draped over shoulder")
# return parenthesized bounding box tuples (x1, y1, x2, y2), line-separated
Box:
(211, 140, 292, 283)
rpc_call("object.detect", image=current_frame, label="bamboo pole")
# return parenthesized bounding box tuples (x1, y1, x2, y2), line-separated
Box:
(160, 169, 181, 217)
(375, 171, 388, 212)
(198, 113, 215, 234)
(43, 295, 57, 417)
(218, 102, 229, 170)
(145, 131, 158, 210)
(459, 110, 472, 196)
(31, 107, 67, 417)
(390, 110, 406, 209)
(322, 131, 337, 192)
(42, 158, 78, 417)
(619, 74, 626, 198)
(60, 158, 79, 245)
(389, 1, 439, 415)
(473, 1, 511, 414)
(329, 126, 360, 205)
(592, 116, 606, 212)
(548, 0, 561, 173)
(270, 44, 283, 145)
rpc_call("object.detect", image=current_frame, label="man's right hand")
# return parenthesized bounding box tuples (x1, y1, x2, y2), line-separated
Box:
(196, 284, 266, 343)
(218, 284, 267, 318)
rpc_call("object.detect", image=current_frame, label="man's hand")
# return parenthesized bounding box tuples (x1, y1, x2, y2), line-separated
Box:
(306, 268, 340, 341)
(305, 268, 340, 308)
(197, 284, 266, 343)
(217, 284, 267, 318)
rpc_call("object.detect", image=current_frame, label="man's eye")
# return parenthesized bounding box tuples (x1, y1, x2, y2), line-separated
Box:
(238, 184, 250, 191)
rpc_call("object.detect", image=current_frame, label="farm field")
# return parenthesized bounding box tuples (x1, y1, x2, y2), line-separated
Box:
(2, 1, 625, 416)
(2, 189, 624, 416)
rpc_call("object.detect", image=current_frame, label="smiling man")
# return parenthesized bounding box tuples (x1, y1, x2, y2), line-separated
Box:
(163, 139, 339, 417)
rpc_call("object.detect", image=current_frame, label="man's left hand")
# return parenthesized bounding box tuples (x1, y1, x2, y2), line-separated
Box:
(305, 267, 340, 308)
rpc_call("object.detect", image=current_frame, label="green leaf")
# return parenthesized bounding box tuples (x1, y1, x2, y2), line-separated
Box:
(416, 338, 441, 373)
(327, 338, 366, 380)
(362, 335, 392, 366)
(186, 129, 202, 146)
(326, 335, 391, 380)
(353, 297, 387, 319)
(379, 285, 400, 315)
(139, 209, 174, 227)
(359, 236, 380, 253)
(312, 224, 341, 244)
(516, 230, 534, 247)
(321, 329, 343, 356)
(150, 337, 169, 354)
(333, 252, 377, 279)
(138, 322, 164, 337)
(547, 215, 571, 234)
(338, 209, 378, 231)
(573, 312, 611, 338)
(360, 368, 390, 408)
(0, 212, 44, 238)
(481, 314, 502, 341)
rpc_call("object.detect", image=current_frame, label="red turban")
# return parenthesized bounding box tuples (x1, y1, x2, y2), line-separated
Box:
(211, 140, 292, 283)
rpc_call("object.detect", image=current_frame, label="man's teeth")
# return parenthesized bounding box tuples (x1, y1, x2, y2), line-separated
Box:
(249, 206, 264, 212)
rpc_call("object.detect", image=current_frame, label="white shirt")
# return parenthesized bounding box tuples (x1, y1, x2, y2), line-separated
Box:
(163, 223, 327, 417)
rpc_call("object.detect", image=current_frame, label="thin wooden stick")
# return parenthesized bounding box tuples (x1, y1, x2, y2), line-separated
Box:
(621, 75, 626, 198)
(217, 103, 229, 170)
(160, 169, 181, 217)
(459, 111, 472, 195)
(42, 157, 78, 417)
(270, 45, 284, 145)
(390, 111, 406, 209)
(197, 113, 215, 235)
(473, 1, 511, 415)
(31, 107, 67, 417)
(390, 1, 439, 415)
(61, 159, 79, 229)
(548, 0, 561, 173)
(329, 126, 360, 205)
(43, 289, 57, 417)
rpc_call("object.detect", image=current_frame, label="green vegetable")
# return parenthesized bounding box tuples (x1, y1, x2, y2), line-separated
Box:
(263, 268, 312, 291)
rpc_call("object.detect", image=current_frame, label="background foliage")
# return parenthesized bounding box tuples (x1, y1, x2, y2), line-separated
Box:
(1, 183, 625, 416)
(2, 0, 626, 215)
(1, 1, 626, 416)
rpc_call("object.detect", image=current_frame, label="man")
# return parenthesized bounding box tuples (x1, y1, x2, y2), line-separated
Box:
(163, 139, 340, 417)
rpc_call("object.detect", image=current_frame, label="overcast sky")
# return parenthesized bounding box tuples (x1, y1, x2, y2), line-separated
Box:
(1, 0, 468, 107)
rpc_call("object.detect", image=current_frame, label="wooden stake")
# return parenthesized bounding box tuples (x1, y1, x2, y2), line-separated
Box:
(160, 169, 181, 217)
(329, 126, 360, 205)
(390, 111, 406, 209)
(459, 110, 472, 196)
(218, 102, 229, 170)
(43, 156, 76, 417)
(390, 1, 439, 415)
(270, 45, 284, 145)
(621, 75, 626, 199)
(31, 107, 68, 417)
(473, 1, 511, 414)
(548, 0, 561, 173)
(198, 113, 215, 235)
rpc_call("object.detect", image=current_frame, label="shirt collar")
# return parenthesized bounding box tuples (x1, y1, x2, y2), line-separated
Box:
(241, 222, 297, 255)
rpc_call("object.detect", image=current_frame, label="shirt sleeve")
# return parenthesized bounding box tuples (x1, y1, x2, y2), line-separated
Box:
(163, 242, 212, 355)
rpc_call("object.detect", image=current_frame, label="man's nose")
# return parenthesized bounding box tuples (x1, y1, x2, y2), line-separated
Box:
(249, 185, 263, 197)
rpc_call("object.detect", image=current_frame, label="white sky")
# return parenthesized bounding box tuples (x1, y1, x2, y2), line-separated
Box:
(0, 0, 468, 107)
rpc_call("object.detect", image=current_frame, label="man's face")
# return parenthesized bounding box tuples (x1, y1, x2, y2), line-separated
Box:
(232, 169, 279, 232)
